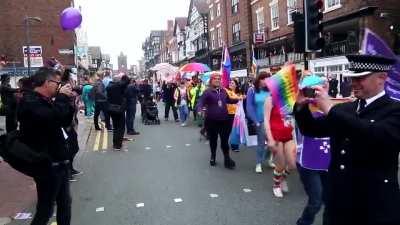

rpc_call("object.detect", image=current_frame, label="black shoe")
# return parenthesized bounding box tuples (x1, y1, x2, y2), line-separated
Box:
(224, 158, 236, 169)
(210, 159, 216, 166)
(71, 169, 83, 176)
(69, 176, 77, 182)
(95, 127, 102, 131)
(127, 131, 140, 135)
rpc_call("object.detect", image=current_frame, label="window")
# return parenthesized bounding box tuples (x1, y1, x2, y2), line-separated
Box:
(270, 1, 279, 30)
(217, 27, 222, 47)
(216, 3, 221, 17)
(211, 31, 215, 49)
(325, 0, 341, 11)
(210, 5, 214, 20)
(232, 0, 239, 14)
(232, 22, 240, 43)
(287, 0, 296, 24)
(256, 7, 264, 33)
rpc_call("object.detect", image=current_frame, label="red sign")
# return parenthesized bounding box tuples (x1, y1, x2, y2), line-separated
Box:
(254, 33, 265, 43)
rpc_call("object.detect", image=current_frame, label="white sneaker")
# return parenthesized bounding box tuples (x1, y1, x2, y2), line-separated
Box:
(255, 164, 262, 173)
(268, 154, 276, 168)
(273, 186, 284, 198)
(281, 180, 289, 193)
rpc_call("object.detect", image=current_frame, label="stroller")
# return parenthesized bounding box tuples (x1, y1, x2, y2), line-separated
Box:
(141, 95, 161, 125)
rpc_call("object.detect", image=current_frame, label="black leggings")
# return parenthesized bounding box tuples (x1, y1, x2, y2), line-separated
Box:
(205, 119, 231, 160)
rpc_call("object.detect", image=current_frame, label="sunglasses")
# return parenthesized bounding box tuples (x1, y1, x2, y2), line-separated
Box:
(48, 80, 62, 87)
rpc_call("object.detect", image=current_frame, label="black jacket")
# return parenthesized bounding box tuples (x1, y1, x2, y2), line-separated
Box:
(93, 80, 107, 102)
(125, 84, 139, 106)
(17, 91, 74, 162)
(294, 95, 400, 225)
(106, 81, 129, 107)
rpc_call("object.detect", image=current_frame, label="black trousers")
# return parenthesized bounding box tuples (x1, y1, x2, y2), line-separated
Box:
(94, 101, 111, 130)
(110, 112, 125, 149)
(31, 165, 71, 225)
(66, 128, 79, 172)
(205, 119, 231, 160)
(126, 103, 137, 133)
(5, 109, 17, 133)
(164, 102, 178, 120)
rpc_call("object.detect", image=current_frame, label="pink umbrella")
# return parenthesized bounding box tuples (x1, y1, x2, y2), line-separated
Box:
(180, 63, 211, 73)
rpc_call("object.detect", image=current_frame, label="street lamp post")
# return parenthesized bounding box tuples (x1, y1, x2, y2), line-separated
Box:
(24, 16, 42, 76)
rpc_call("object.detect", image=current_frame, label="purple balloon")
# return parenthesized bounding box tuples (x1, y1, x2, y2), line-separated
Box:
(60, 7, 82, 31)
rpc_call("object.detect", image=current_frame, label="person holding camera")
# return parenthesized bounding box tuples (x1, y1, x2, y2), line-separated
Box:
(294, 54, 400, 225)
(17, 67, 75, 225)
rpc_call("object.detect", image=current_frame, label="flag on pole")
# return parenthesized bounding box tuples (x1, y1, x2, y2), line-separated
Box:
(361, 28, 400, 101)
(220, 44, 231, 88)
(251, 45, 258, 76)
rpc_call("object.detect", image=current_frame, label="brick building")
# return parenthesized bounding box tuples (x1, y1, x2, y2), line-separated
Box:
(0, 0, 76, 74)
(251, 0, 400, 77)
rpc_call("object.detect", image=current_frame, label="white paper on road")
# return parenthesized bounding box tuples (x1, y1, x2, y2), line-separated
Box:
(95, 207, 105, 212)
(209, 193, 219, 198)
(185, 144, 191, 147)
(166, 145, 172, 149)
(145, 147, 151, 150)
(136, 203, 144, 208)
(242, 188, 252, 193)
(14, 213, 32, 220)
(174, 198, 183, 203)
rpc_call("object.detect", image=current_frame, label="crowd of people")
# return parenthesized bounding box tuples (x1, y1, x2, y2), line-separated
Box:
(0, 51, 399, 225)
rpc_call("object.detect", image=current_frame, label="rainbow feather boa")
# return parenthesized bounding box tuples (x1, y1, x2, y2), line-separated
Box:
(265, 64, 299, 116)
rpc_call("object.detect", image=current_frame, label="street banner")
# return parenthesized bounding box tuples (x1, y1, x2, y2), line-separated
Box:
(23, 46, 43, 67)
(361, 28, 400, 101)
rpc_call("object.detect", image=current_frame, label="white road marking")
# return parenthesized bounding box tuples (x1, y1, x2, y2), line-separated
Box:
(174, 198, 183, 203)
(145, 147, 151, 150)
(95, 207, 105, 212)
(166, 145, 172, 149)
(136, 203, 144, 208)
(209, 193, 219, 198)
(185, 144, 191, 147)
(243, 188, 252, 193)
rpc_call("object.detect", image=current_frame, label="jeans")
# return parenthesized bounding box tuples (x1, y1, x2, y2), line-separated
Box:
(296, 163, 328, 225)
(164, 102, 178, 120)
(126, 103, 137, 132)
(178, 104, 189, 123)
(110, 112, 125, 149)
(94, 101, 111, 130)
(255, 122, 267, 164)
(31, 165, 71, 225)
(84, 100, 94, 117)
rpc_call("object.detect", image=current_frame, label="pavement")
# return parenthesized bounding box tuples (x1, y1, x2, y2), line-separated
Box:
(0, 114, 93, 225)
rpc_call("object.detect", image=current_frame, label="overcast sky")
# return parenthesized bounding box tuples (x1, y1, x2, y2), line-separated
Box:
(85, 0, 190, 68)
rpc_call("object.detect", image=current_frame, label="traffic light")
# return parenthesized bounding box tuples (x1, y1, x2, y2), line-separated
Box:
(293, 12, 305, 53)
(304, 0, 324, 52)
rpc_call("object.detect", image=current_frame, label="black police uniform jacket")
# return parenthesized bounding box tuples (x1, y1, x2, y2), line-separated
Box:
(294, 94, 400, 225)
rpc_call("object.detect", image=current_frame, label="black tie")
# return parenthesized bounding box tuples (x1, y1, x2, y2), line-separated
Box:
(358, 99, 366, 113)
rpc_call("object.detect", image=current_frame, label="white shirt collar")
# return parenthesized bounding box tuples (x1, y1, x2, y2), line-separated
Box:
(365, 90, 386, 107)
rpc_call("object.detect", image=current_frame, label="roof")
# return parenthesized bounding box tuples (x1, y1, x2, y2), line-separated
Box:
(175, 17, 187, 31)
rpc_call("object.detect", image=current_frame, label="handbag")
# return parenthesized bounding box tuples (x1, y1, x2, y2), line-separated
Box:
(0, 131, 51, 177)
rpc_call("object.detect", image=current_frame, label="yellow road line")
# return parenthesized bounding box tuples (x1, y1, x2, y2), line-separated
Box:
(102, 129, 108, 150)
(50, 222, 57, 225)
(93, 131, 101, 151)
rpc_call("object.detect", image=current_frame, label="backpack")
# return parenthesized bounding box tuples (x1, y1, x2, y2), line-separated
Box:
(0, 131, 51, 177)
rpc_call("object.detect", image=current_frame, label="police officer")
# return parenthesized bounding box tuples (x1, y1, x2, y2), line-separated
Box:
(294, 54, 400, 225)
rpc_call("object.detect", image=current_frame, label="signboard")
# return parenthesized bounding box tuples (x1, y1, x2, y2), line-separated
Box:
(23, 46, 43, 67)
(58, 49, 74, 55)
(254, 33, 265, 44)
(0, 67, 39, 76)
(231, 69, 248, 78)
